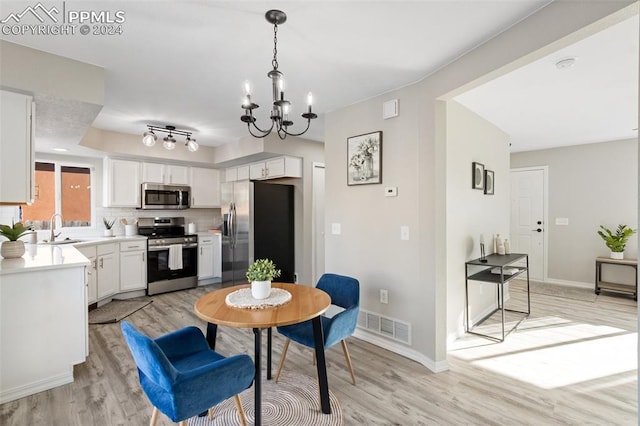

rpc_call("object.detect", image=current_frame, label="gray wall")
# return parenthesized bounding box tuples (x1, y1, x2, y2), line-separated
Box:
(446, 101, 510, 343)
(324, 1, 635, 369)
(511, 138, 638, 285)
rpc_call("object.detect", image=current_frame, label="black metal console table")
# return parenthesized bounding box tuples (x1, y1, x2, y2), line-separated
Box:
(465, 253, 530, 342)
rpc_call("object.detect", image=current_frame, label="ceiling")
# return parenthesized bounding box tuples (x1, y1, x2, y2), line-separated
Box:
(0, 1, 636, 153)
(455, 13, 639, 153)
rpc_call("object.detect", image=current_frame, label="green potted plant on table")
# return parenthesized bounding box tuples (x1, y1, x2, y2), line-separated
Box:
(0, 222, 31, 259)
(246, 258, 281, 299)
(597, 224, 636, 260)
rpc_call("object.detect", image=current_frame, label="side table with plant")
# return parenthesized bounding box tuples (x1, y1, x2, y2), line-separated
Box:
(246, 258, 281, 299)
(597, 224, 637, 260)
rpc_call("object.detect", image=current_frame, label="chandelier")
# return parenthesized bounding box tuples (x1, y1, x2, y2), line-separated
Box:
(142, 125, 199, 152)
(241, 10, 317, 140)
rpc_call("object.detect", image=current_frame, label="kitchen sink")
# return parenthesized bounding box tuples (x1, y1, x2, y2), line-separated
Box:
(41, 238, 83, 245)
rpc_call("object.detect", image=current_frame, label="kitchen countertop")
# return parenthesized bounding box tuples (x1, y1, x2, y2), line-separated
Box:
(0, 244, 90, 275)
(0, 236, 148, 275)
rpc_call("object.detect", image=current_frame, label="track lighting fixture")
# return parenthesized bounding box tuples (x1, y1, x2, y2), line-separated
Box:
(142, 125, 198, 152)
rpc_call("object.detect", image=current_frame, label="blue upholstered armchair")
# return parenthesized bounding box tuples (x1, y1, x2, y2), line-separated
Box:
(121, 322, 254, 426)
(275, 273, 360, 385)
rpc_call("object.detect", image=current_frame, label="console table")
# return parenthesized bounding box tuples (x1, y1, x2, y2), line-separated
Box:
(465, 253, 530, 342)
(595, 257, 637, 300)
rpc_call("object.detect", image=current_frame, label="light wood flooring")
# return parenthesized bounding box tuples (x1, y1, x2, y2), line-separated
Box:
(1, 283, 637, 425)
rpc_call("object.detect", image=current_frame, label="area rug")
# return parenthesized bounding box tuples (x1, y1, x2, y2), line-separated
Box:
(88, 297, 152, 324)
(188, 371, 343, 426)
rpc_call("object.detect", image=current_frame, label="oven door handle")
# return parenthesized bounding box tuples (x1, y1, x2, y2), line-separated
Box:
(148, 243, 198, 251)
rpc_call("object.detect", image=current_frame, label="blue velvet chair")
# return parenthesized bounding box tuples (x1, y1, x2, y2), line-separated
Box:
(275, 273, 360, 385)
(121, 322, 254, 426)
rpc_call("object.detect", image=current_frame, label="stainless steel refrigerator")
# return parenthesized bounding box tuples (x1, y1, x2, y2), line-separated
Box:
(221, 180, 295, 286)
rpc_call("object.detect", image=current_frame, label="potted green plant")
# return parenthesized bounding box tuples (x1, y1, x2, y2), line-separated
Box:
(246, 258, 281, 299)
(597, 224, 636, 260)
(103, 217, 116, 237)
(0, 222, 31, 259)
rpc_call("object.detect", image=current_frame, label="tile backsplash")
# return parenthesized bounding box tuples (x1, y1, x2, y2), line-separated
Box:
(0, 205, 222, 239)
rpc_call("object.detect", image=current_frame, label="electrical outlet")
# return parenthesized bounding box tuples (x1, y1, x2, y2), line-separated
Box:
(380, 289, 388, 304)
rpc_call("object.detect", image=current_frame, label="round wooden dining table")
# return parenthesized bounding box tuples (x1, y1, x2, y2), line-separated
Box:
(194, 282, 331, 426)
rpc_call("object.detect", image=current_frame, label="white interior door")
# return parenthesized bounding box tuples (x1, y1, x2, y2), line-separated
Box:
(312, 163, 325, 284)
(510, 168, 546, 280)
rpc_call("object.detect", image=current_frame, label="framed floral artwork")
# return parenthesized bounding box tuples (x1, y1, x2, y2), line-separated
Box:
(347, 131, 382, 185)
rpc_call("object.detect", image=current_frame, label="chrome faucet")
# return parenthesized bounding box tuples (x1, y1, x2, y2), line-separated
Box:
(49, 213, 63, 242)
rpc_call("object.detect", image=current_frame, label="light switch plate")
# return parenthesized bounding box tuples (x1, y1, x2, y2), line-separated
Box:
(385, 187, 398, 197)
(400, 226, 410, 241)
(331, 223, 341, 235)
(555, 218, 569, 225)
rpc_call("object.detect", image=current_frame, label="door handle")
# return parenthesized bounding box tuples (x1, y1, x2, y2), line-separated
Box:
(531, 228, 543, 232)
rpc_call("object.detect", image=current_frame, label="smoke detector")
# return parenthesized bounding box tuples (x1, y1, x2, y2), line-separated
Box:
(555, 57, 577, 69)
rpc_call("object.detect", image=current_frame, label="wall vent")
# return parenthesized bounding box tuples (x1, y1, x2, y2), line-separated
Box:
(357, 309, 411, 345)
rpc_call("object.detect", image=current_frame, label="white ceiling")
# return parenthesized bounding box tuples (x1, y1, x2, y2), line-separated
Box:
(455, 13, 639, 152)
(0, 1, 636, 153)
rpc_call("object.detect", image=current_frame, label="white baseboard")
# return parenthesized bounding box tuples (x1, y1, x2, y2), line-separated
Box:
(353, 329, 449, 373)
(539, 277, 592, 289)
(0, 370, 73, 404)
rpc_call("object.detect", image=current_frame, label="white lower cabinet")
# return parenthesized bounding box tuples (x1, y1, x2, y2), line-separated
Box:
(77, 238, 147, 305)
(76, 246, 98, 304)
(198, 233, 221, 280)
(119, 241, 147, 292)
(97, 243, 118, 300)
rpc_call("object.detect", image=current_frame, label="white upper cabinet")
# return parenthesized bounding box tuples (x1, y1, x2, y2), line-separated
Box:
(103, 158, 141, 207)
(190, 167, 220, 208)
(225, 165, 250, 182)
(142, 163, 189, 185)
(0, 90, 34, 204)
(249, 156, 302, 180)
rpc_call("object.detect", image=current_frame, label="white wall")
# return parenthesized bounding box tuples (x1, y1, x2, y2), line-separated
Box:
(445, 101, 510, 343)
(511, 138, 638, 285)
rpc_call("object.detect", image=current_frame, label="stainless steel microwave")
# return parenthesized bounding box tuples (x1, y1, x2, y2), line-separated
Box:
(140, 183, 190, 210)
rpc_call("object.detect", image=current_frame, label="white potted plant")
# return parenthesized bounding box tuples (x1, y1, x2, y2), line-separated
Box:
(246, 258, 281, 299)
(597, 224, 636, 260)
(103, 217, 116, 237)
(0, 222, 31, 259)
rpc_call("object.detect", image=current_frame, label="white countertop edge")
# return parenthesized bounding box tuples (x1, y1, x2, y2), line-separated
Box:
(0, 245, 90, 275)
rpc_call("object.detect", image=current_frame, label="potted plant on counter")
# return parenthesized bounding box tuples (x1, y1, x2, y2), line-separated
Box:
(0, 222, 31, 259)
(246, 258, 281, 299)
(103, 217, 116, 237)
(597, 224, 636, 260)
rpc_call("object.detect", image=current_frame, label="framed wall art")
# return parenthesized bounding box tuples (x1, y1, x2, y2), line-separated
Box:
(347, 131, 382, 186)
(472, 162, 484, 190)
(484, 170, 494, 195)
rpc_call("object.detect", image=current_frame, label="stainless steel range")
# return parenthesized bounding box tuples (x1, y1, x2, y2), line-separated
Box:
(138, 217, 198, 295)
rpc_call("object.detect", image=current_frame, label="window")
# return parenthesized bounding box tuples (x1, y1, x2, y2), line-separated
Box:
(22, 161, 93, 229)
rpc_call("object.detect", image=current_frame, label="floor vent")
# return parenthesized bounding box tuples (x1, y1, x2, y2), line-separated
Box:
(357, 309, 411, 345)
